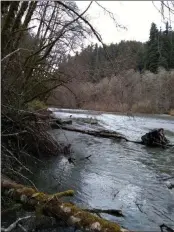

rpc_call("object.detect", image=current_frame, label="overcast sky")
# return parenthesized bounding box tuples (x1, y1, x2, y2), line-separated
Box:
(76, 1, 173, 45)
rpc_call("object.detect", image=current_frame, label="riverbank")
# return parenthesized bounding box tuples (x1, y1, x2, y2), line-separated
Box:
(48, 106, 174, 120)
(28, 111, 174, 231)
(2, 108, 174, 231)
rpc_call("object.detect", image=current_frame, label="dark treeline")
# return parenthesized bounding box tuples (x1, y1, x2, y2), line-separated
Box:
(59, 22, 174, 82)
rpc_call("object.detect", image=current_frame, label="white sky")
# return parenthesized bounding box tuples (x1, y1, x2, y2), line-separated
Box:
(76, 1, 173, 45)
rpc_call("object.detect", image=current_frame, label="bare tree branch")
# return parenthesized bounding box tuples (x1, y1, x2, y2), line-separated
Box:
(1, 48, 33, 62)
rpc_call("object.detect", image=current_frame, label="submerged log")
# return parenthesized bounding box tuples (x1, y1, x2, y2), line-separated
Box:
(1, 177, 129, 232)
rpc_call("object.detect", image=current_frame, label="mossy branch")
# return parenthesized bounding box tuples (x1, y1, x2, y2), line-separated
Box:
(1, 177, 129, 232)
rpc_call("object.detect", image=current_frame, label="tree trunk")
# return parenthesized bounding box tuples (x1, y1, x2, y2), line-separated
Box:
(11, 1, 29, 32)
(2, 1, 20, 55)
(13, 1, 37, 49)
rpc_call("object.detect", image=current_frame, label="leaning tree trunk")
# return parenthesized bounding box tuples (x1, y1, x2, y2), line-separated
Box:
(1, 1, 20, 56)
(13, 1, 37, 50)
(1, 177, 129, 232)
(11, 1, 29, 32)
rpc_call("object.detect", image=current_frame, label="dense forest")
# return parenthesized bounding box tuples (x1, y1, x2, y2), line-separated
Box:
(60, 22, 174, 78)
(49, 22, 174, 114)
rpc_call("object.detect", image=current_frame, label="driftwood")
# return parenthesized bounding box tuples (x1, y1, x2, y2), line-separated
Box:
(1, 177, 128, 232)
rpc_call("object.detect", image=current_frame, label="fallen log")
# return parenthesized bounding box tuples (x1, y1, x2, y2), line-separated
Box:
(59, 126, 174, 148)
(60, 126, 129, 141)
(1, 177, 129, 232)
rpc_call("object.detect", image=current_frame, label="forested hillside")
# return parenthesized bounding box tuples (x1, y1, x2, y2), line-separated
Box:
(49, 22, 174, 114)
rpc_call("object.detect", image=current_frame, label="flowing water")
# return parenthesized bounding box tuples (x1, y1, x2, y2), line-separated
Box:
(3, 109, 174, 231)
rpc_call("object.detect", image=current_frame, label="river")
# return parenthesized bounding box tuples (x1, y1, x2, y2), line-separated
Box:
(3, 109, 174, 231)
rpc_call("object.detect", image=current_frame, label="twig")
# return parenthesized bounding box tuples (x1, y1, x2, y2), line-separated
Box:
(80, 155, 92, 160)
(12, 26, 37, 34)
(162, 1, 174, 13)
(160, 176, 174, 181)
(83, 208, 124, 217)
(8, 167, 38, 191)
(112, 190, 119, 200)
(2, 145, 33, 174)
(1, 216, 34, 232)
(2, 130, 27, 137)
(135, 202, 144, 213)
(160, 223, 174, 232)
(95, 1, 126, 29)
(18, 224, 27, 232)
(152, 206, 173, 222)
(23, 82, 64, 103)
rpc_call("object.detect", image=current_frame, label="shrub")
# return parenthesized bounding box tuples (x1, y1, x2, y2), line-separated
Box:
(131, 101, 157, 114)
(169, 109, 174, 116)
(27, 100, 47, 111)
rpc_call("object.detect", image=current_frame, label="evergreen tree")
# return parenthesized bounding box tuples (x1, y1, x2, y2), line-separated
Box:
(158, 27, 168, 69)
(146, 22, 160, 73)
